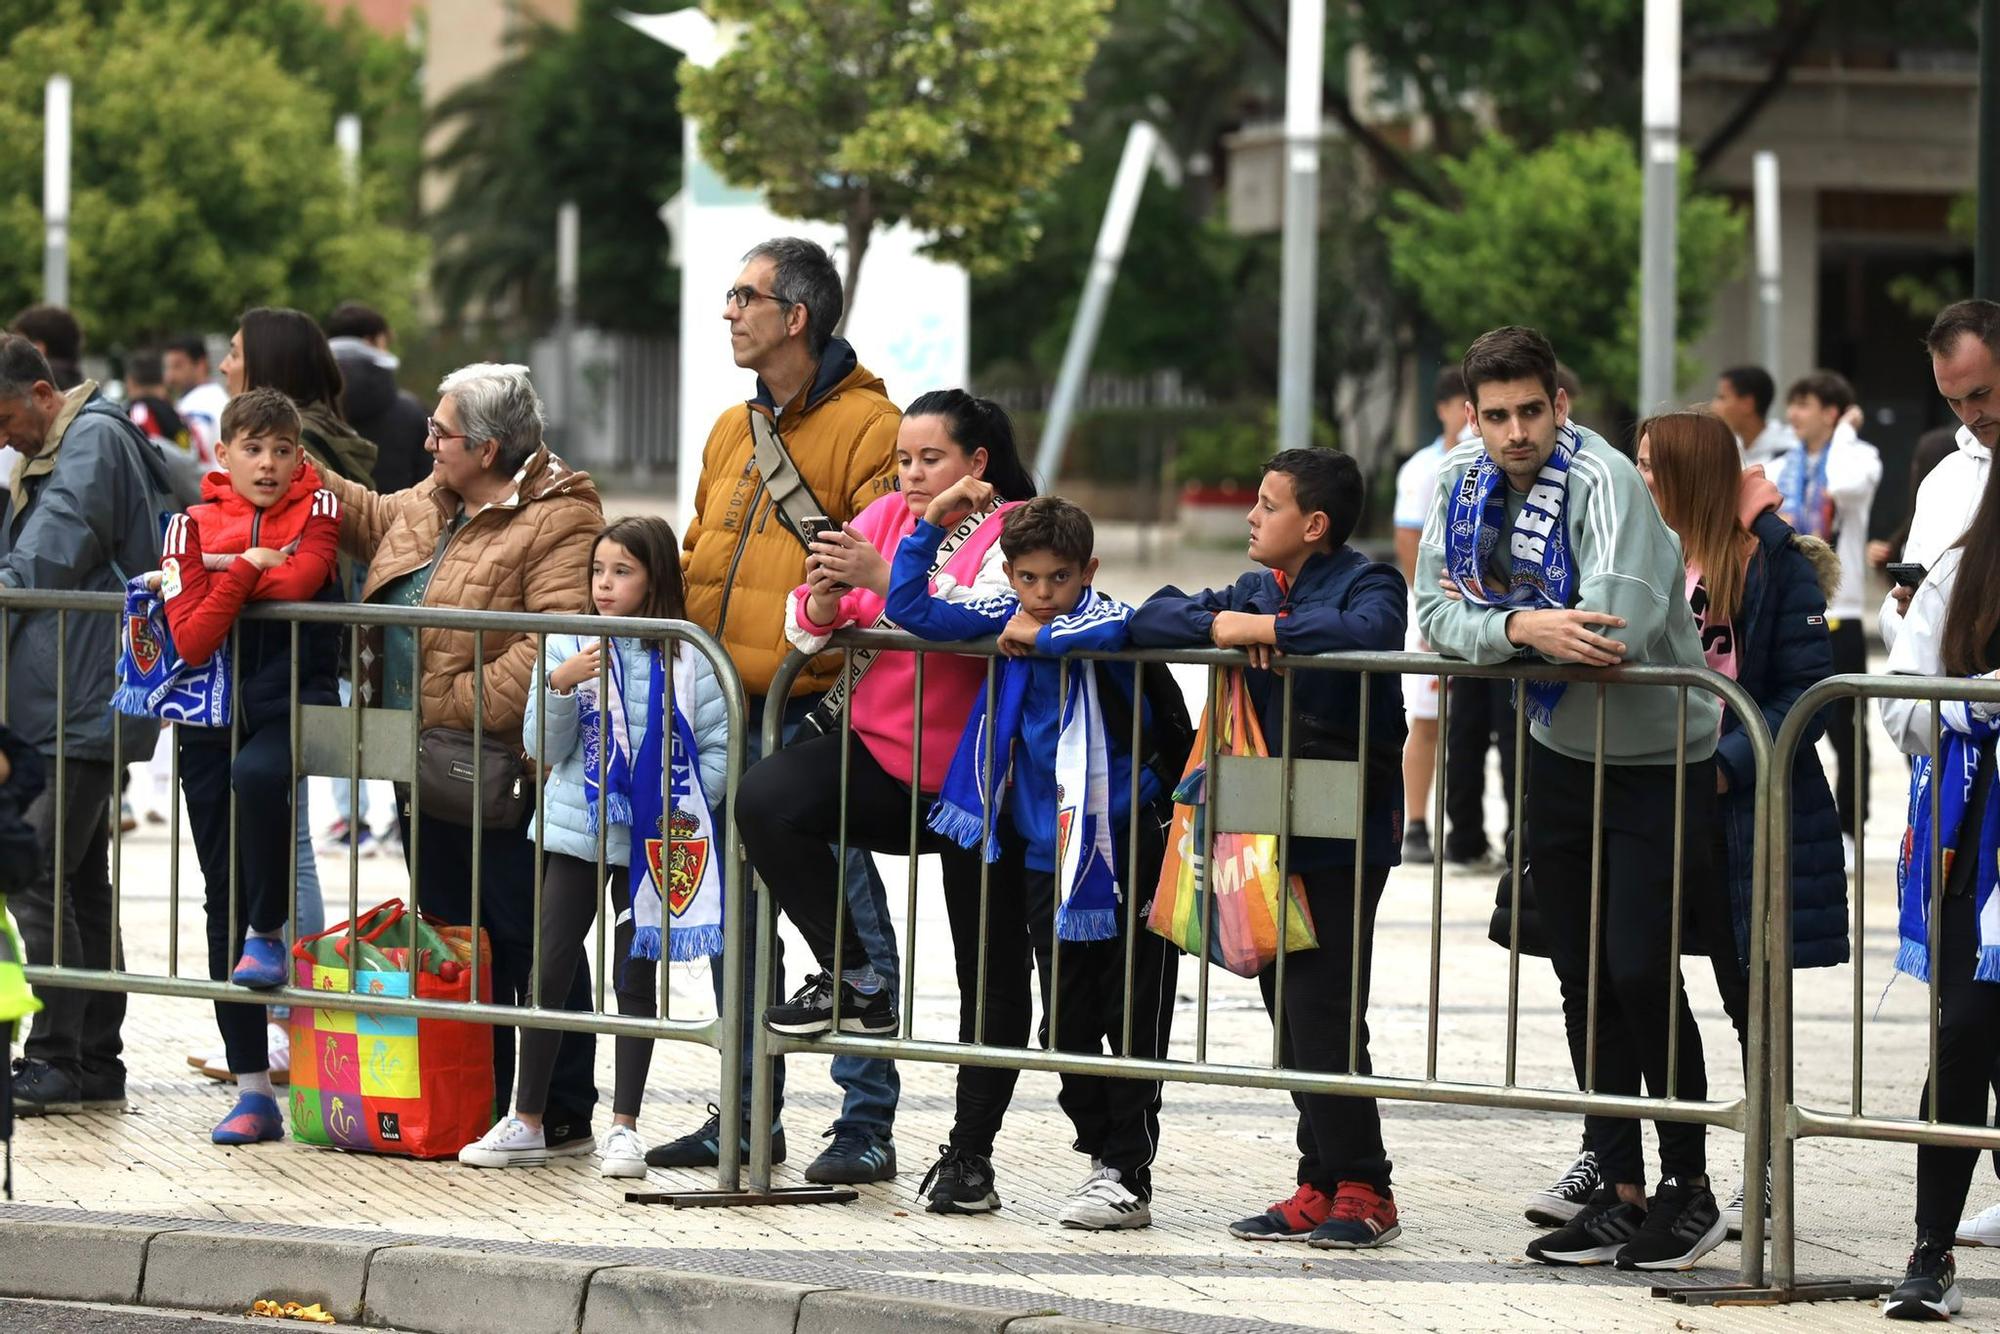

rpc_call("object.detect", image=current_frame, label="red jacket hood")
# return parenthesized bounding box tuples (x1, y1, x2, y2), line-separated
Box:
(192, 458, 326, 551)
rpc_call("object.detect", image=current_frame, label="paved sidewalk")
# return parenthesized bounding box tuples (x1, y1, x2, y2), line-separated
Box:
(9, 518, 1990, 1331)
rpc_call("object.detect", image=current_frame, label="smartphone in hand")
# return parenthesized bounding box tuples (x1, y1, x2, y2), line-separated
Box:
(802, 516, 849, 590)
(1886, 562, 1928, 589)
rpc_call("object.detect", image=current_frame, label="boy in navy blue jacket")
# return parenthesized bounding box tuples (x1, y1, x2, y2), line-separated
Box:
(1127, 447, 1408, 1250)
(886, 487, 1179, 1231)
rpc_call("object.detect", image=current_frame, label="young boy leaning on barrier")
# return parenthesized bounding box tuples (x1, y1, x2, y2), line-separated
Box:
(1126, 447, 1410, 1250)
(883, 486, 1182, 1229)
(159, 387, 344, 1146)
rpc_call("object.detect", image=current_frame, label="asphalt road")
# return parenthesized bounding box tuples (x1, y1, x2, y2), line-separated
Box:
(0, 1300, 415, 1331)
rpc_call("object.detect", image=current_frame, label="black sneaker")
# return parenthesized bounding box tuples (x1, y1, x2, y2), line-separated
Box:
(919, 1144, 1000, 1215)
(542, 1117, 594, 1160)
(11, 1059, 81, 1116)
(642, 1103, 786, 1169)
(1525, 1148, 1601, 1226)
(1884, 1239, 1963, 1321)
(1722, 1168, 1772, 1241)
(80, 1074, 127, 1113)
(1524, 1188, 1646, 1266)
(762, 971, 897, 1037)
(1614, 1178, 1727, 1271)
(804, 1126, 897, 1184)
(1402, 820, 1434, 865)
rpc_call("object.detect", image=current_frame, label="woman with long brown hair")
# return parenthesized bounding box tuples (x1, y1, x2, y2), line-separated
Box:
(1878, 443, 2000, 1319)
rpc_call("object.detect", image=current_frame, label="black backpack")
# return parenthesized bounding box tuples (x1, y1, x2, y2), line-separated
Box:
(1095, 659, 1197, 802)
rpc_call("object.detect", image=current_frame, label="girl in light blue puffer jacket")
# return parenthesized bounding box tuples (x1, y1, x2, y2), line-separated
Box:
(459, 517, 730, 1179)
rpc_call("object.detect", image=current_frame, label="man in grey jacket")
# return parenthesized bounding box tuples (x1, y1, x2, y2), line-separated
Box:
(0, 334, 168, 1116)
(1416, 326, 1726, 1272)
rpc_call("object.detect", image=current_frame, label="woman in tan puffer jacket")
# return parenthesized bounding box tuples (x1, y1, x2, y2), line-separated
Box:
(320, 362, 606, 1142)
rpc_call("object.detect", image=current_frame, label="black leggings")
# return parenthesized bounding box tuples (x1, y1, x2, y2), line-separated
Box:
(1915, 890, 2000, 1232)
(1528, 743, 1717, 1189)
(738, 730, 1030, 1156)
(514, 853, 657, 1121)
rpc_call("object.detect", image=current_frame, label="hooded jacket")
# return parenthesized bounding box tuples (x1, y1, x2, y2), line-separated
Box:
(1881, 425, 1992, 652)
(1714, 468, 1848, 970)
(0, 384, 171, 761)
(333, 338, 431, 494)
(323, 446, 602, 749)
(682, 338, 900, 697)
(162, 461, 343, 731)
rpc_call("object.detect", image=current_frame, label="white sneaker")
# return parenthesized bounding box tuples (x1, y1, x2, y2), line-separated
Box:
(1842, 833, 1856, 872)
(458, 1116, 548, 1168)
(1057, 1166, 1152, 1230)
(598, 1124, 648, 1179)
(266, 1023, 291, 1083)
(1958, 1201, 2000, 1247)
(188, 1045, 230, 1082)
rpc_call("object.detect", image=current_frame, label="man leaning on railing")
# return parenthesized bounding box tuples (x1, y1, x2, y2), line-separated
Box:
(0, 333, 174, 1121)
(1416, 325, 1728, 1273)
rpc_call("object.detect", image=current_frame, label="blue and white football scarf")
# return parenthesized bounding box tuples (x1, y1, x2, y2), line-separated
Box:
(1442, 424, 1582, 726)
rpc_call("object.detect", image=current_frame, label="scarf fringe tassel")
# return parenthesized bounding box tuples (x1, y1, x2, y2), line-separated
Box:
(1895, 936, 1932, 984)
(1055, 904, 1119, 943)
(666, 923, 724, 962)
(112, 683, 155, 718)
(927, 798, 1003, 863)
(584, 793, 634, 836)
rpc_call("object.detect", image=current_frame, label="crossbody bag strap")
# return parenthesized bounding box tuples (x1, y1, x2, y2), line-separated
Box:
(815, 499, 1005, 722)
(748, 407, 833, 552)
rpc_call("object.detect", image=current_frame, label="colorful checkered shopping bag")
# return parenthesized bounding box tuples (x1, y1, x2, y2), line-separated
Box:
(288, 899, 494, 1159)
(1145, 669, 1318, 978)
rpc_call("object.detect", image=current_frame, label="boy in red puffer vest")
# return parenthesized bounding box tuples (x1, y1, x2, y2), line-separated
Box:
(161, 388, 343, 1145)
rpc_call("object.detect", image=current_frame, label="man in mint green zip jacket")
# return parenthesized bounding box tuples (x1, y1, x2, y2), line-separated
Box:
(1414, 325, 1728, 1274)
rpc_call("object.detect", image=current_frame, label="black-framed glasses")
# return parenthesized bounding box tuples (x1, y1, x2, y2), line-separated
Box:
(724, 285, 791, 311)
(425, 416, 470, 443)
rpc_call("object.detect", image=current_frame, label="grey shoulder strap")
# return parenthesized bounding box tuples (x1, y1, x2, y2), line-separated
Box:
(748, 408, 830, 552)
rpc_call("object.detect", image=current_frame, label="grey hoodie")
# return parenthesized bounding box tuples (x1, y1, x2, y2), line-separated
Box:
(1415, 424, 1722, 766)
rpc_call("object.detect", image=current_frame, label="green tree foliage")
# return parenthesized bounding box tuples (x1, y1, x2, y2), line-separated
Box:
(1381, 130, 1744, 406)
(427, 0, 684, 335)
(0, 2, 425, 348)
(682, 0, 1111, 317)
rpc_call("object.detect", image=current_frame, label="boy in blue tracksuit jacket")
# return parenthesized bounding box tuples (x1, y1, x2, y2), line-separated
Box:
(885, 482, 1179, 1232)
(1126, 447, 1409, 1252)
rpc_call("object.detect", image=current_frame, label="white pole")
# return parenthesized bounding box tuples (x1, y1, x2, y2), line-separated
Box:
(1278, 0, 1326, 452)
(335, 113, 363, 193)
(1753, 150, 1782, 382)
(1034, 121, 1160, 485)
(556, 200, 580, 441)
(43, 75, 71, 308)
(1637, 0, 1681, 413)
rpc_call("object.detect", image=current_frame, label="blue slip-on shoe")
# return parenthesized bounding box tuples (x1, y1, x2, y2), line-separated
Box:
(211, 1091, 284, 1145)
(230, 936, 288, 989)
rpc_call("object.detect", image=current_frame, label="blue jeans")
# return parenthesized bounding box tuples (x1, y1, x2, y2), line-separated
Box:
(712, 692, 900, 1140)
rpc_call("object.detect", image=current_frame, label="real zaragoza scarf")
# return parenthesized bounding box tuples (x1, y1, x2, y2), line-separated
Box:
(1442, 423, 1582, 727)
(1896, 696, 2000, 985)
(929, 589, 1122, 941)
(111, 577, 232, 726)
(574, 641, 723, 961)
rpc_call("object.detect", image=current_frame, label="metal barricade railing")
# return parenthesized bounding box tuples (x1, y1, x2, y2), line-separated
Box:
(0, 587, 753, 1190)
(744, 629, 1774, 1289)
(1755, 671, 2000, 1304)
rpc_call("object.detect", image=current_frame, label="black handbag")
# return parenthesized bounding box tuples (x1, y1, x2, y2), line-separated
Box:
(415, 727, 530, 830)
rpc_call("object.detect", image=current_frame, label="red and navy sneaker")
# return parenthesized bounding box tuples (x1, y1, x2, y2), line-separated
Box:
(230, 936, 287, 989)
(1308, 1181, 1402, 1249)
(1228, 1182, 1334, 1241)
(211, 1091, 284, 1145)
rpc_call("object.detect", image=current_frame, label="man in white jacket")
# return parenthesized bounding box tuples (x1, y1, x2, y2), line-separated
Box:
(1776, 370, 1881, 853)
(1883, 301, 2000, 652)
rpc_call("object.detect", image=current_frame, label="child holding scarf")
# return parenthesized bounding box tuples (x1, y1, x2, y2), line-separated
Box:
(885, 491, 1177, 1230)
(1877, 459, 2000, 1319)
(457, 517, 728, 1180)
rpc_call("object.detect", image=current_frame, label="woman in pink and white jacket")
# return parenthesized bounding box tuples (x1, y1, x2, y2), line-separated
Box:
(737, 390, 1036, 1206)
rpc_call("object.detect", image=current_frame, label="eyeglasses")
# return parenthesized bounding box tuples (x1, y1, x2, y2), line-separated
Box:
(425, 416, 470, 443)
(724, 286, 792, 311)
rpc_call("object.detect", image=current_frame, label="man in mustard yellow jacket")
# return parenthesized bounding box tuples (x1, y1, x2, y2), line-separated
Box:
(665, 237, 903, 1187)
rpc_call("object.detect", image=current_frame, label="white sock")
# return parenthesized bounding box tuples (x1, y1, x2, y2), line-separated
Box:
(238, 1071, 276, 1100)
(246, 926, 283, 942)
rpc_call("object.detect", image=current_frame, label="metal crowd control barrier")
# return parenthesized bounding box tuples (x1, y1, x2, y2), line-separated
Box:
(743, 628, 1776, 1291)
(1744, 670, 2000, 1305)
(0, 587, 753, 1191)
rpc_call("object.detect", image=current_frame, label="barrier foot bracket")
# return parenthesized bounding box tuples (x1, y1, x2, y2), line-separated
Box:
(1652, 1280, 1892, 1307)
(625, 1186, 859, 1209)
